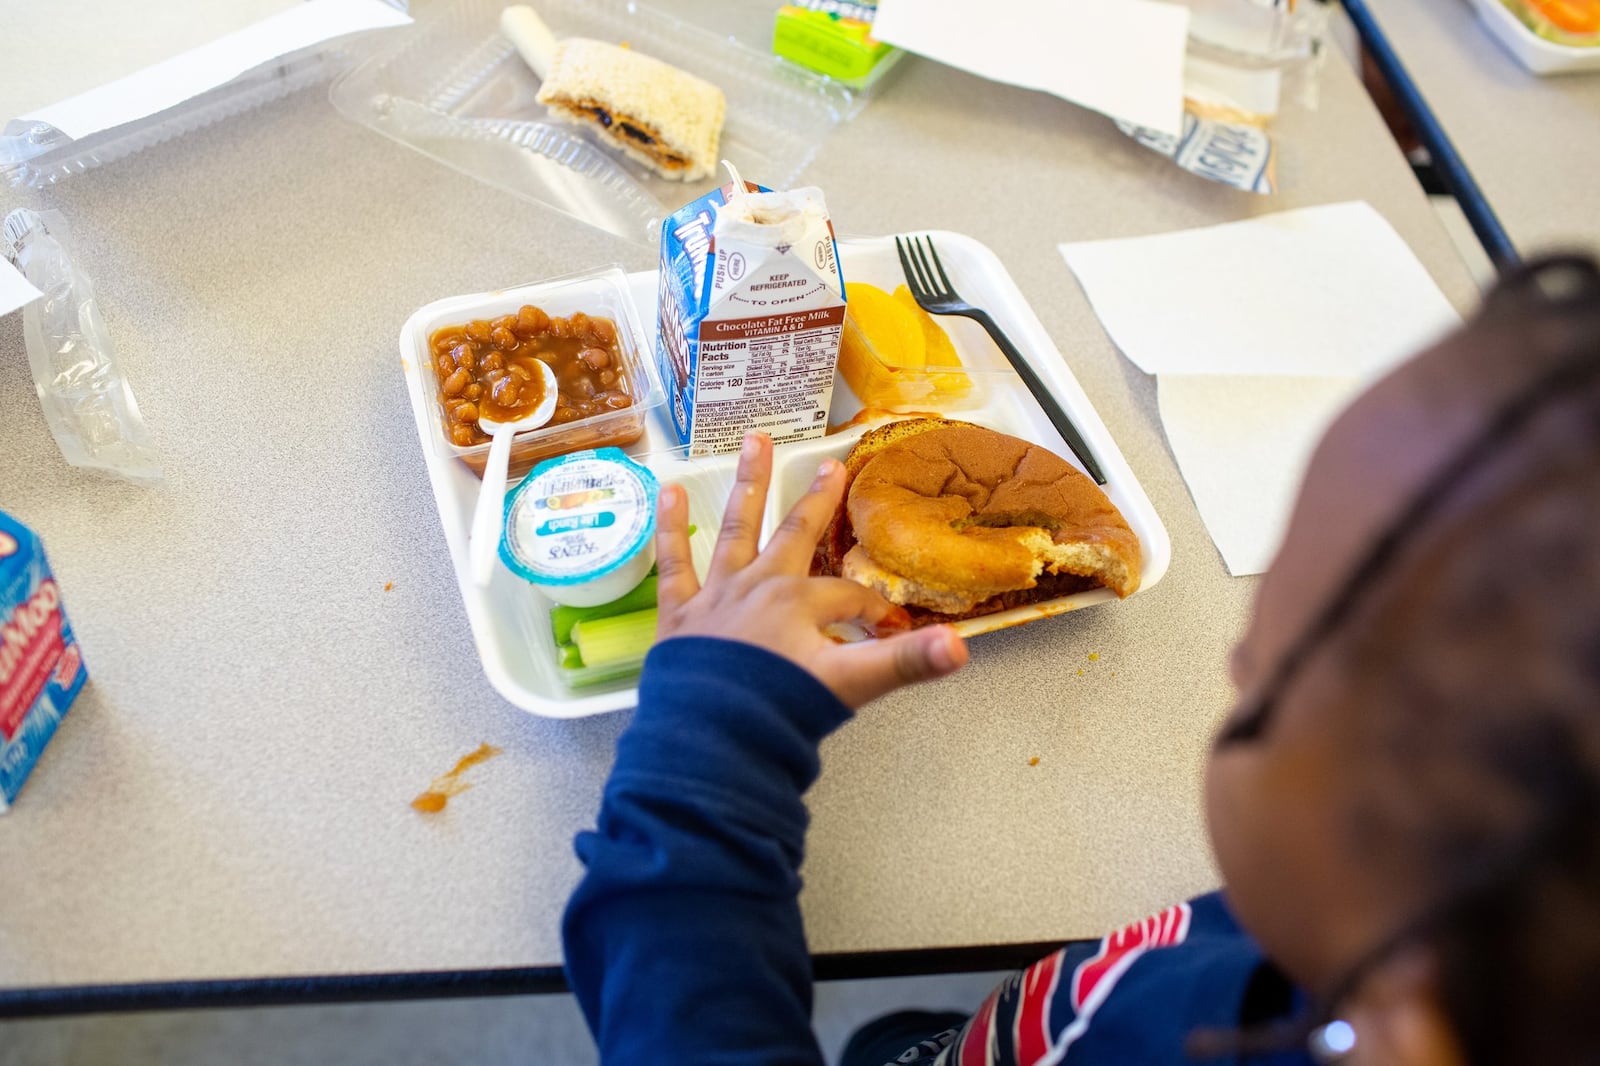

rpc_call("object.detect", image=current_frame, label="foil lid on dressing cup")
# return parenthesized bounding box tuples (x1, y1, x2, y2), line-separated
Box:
(499, 448, 659, 608)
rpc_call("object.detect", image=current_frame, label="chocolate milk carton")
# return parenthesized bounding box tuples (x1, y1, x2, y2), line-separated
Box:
(657, 178, 846, 456)
(0, 511, 87, 812)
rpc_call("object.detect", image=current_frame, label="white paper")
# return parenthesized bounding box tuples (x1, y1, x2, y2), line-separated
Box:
(1059, 202, 1460, 379)
(1158, 374, 1361, 575)
(1059, 201, 1464, 578)
(20, 0, 412, 141)
(0, 260, 44, 318)
(873, 0, 1190, 136)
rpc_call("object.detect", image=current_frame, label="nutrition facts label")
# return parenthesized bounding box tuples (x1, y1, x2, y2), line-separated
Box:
(689, 309, 845, 456)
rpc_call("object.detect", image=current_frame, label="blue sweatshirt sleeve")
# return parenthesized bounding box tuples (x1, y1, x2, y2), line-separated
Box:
(562, 637, 853, 1066)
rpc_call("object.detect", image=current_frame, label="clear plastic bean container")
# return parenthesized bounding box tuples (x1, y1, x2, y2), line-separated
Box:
(400, 266, 664, 480)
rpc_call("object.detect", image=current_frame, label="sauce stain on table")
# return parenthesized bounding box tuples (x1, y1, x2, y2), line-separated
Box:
(412, 742, 503, 814)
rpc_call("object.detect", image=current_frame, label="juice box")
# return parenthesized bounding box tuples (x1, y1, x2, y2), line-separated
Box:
(773, 1, 898, 88)
(0, 510, 87, 812)
(657, 179, 847, 457)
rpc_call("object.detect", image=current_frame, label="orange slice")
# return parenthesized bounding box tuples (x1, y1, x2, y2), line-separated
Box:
(845, 282, 925, 369)
(892, 285, 970, 397)
(1527, 0, 1600, 32)
(892, 285, 959, 368)
(838, 281, 973, 406)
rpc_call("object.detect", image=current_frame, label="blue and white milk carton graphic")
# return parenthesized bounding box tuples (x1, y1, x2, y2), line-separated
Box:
(656, 178, 846, 457)
(0, 510, 87, 812)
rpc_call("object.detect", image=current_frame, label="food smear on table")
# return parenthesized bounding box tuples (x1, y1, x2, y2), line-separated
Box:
(502, 5, 727, 181)
(428, 305, 643, 478)
(836, 281, 972, 407)
(814, 419, 1141, 627)
(0, 511, 89, 814)
(411, 742, 503, 814)
(657, 172, 846, 456)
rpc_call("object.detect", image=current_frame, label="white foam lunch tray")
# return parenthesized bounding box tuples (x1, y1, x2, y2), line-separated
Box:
(399, 233, 1172, 717)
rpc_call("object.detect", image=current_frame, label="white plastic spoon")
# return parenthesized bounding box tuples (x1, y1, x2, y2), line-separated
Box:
(469, 358, 559, 588)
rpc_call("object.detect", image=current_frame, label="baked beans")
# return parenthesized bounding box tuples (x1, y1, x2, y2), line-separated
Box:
(428, 307, 634, 448)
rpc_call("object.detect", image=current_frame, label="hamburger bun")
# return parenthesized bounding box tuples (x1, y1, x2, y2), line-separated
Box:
(814, 419, 1140, 624)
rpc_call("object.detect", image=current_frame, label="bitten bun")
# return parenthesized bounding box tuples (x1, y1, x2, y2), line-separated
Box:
(815, 419, 1140, 624)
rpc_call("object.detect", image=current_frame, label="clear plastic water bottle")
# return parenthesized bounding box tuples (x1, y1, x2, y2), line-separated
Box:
(2, 208, 163, 483)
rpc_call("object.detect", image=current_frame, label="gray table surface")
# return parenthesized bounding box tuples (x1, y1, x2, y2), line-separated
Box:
(0, 15, 1477, 992)
(1366, 0, 1600, 257)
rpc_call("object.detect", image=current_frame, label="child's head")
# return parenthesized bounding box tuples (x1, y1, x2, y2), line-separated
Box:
(1204, 256, 1600, 1066)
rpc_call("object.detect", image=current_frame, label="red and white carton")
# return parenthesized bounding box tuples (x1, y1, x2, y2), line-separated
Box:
(0, 510, 87, 813)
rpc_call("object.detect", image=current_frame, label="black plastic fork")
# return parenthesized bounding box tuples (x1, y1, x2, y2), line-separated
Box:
(896, 235, 1106, 485)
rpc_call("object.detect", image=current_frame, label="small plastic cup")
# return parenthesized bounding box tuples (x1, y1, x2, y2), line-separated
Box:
(498, 448, 659, 607)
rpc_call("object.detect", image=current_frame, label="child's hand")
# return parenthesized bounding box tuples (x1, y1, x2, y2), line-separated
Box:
(654, 432, 968, 710)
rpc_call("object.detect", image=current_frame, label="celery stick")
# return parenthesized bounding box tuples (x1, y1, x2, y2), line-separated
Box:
(550, 575, 658, 645)
(572, 608, 658, 669)
(557, 642, 585, 670)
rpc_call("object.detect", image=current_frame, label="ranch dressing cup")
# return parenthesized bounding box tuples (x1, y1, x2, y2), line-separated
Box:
(499, 448, 659, 607)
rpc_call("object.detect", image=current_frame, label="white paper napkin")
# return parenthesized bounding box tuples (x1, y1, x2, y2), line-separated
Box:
(1060, 202, 1462, 576)
(1157, 374, 1361, 574)
(873, 0, 1190, 136)
(19, 0, 412, 142)
(0, 260, 43, 319)
(1061, 203, 1459, 378)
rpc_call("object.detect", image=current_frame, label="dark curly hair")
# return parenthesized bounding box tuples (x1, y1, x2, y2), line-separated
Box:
(1212, 255, 1600, 1065)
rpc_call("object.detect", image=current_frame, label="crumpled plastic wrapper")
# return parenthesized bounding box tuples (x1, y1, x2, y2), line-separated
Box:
(2, 208, 163, 483)
(1118, 0, 1331, 194)
(1118, 100, 1277, 194)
